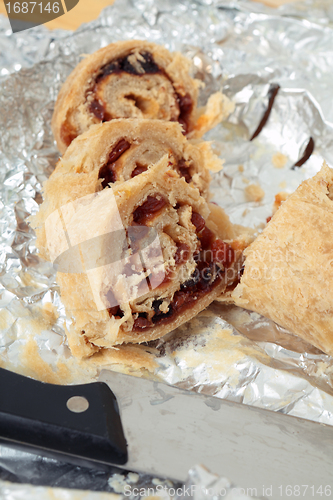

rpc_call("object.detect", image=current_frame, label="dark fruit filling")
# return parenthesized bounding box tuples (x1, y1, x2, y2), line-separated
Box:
(98, 139, 131, 188)
(174, 243, 190, 265)
(133, 196, 167, 225)
(191, 212, 205, 232)
(125, 211, 235, 331)
(177, 93, 193, 134)
(131, 164, 148, 177)
(152, 302, 174, 324)
(108, 305, 124, 318)
(211, 239, 235, 267)
(132, 260, 224, 331)
(97, 52, 161, 80)
(88, 51, 193, 133)
(133, 314, 151, 330)
(177, 159, 191, 183)
(107, 203, 236, 329)
(60, 121, 77, 148)
(90, 100, 105, 121)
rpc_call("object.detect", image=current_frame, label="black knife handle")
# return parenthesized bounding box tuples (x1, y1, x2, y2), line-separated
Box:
(0, 367, 127, 469)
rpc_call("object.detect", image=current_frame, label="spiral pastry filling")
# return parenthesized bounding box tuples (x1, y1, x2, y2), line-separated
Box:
(87, 51, 193, 134)
(52, 40, 234, 156)
(98, 135, 201, 191)
(120, 192, 235, 333)
(31, 116, 243, 357)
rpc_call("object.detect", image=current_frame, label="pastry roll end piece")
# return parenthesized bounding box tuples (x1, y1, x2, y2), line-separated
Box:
(52, 40, 232, 154)
(232, 162, 333, 356)
(31, 155, 243, 358)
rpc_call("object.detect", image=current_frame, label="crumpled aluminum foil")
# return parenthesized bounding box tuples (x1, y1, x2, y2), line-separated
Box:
(1, 0, 333, 497)
(0, 465, 261, 500)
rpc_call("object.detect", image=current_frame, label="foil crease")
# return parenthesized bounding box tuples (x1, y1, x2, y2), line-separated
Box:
(0, 0, 333, 496)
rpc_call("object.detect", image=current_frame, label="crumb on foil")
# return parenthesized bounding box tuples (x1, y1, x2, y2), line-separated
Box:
(244, 183, 265, 202)
(272, 152, 288, 169)
(272, 192, 289, 215)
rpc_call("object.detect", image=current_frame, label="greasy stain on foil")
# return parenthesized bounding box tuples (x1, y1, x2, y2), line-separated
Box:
(152, 309, 271, 396)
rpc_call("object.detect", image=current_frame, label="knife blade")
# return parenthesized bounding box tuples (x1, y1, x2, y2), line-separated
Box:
(0, 366, 332, 500)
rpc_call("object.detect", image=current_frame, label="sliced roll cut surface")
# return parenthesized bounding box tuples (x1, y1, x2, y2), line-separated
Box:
(31, 153, 242, 358)
(52, 40, 233, 153)
(47, 119, 217, 199)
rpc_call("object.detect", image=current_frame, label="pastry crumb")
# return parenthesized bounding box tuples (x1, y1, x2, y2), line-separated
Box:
(238, 164, 244, 172)
(279, 180, 287, 189)
(242, 176, 250, 184)
(245, 183, 265, 202)
(273, 192, 289, 214)
(272, 152, 288, 169)
(127, 473, 139, 484)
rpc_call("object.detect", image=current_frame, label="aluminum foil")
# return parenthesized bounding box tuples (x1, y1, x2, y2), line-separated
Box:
(0, 465, 261, 500)
(1, 0, 333, 497)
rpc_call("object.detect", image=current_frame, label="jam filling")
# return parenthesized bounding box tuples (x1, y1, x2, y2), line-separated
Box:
(108, 305, 124, 318)
(191, 212, 235, 266)
(60, 121, 78, 149)
(133, 314, 152, 330)
(107, 289, 124, 319)
(191, 212, 205, 232)
(174, 243, 190, 265)
(191, 212, 221, 254)
(87, 51, 193, 133)
(90, 100, 105, 121)
(98, 139, 131, 188)
(177, 159, 192, 183)
(106, 207, 236, 328)
(151, 299, 174, 324)
(96, 52, 161, 80)
(133, 260, 224, 331)
(89, 52, 162, 123)
(130, 211, 235, 331)
(211, 239, 235, 266)
(177, 94, 193, 134)
(131, 164, 148, 177)
(133, 196, 167, 225)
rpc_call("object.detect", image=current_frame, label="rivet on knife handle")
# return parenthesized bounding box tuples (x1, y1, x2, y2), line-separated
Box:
(0, 367, 128, 469)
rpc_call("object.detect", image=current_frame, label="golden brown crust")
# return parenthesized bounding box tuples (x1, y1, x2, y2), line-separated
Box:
(52, 40, 232, 153)
(232, 162, 333, 356)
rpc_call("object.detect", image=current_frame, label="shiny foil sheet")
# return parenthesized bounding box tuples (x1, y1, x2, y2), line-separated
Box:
(0, 0, 333, 497)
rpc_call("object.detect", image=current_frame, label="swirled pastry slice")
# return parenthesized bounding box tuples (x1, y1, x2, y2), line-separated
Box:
(52, 40, 233, 153)
(48, 119, 218, 199)
(232, 162, 333, 356)
(31, 156, 242, 358)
